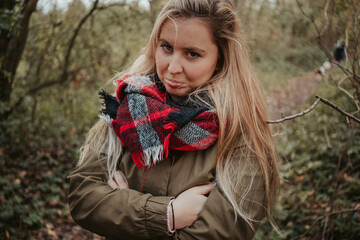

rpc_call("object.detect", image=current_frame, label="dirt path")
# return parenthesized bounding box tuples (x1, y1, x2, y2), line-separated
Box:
(29, 70, 325, 240)
(266, 71, 324, 120)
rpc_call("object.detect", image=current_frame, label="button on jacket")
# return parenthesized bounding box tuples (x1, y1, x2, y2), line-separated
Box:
(67, 142, 265, 240)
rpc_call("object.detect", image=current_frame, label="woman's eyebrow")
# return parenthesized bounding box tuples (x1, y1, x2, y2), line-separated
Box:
(158, 38, 170, 44)
(185, 47, 205, 53)
(158, 38, 206, 53)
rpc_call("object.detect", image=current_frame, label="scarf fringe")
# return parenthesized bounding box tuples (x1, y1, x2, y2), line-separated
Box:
(98, 114, 113, 125)
(132, 146, 165, 169)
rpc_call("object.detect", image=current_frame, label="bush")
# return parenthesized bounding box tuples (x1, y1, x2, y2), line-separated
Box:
(0, 85, 100, 239)
(255, 72, 360, 239)
(284, 44, 325, 71)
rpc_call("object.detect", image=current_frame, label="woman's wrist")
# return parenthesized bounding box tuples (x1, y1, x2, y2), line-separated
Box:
(167, 199, 176, 234)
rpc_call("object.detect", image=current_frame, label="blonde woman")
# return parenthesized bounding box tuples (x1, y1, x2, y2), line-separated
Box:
(67, 0, 279, 239)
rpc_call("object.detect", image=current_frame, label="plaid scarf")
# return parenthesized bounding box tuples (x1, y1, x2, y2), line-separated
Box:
(99, 74, 219, 169)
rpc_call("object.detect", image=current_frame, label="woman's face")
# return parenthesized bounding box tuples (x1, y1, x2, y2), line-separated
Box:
(155, 18, 219, 101)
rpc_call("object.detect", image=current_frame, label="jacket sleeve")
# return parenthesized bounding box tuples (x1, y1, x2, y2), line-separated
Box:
(173, 187, 264, 240)
(67, 149, 173, 240)
(174, 148, 266, 240)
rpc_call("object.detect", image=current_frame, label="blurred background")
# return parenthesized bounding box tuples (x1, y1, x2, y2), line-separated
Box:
(0, 0, 359, 239)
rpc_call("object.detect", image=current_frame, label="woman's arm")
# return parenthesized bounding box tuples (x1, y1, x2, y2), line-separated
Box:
(67, 150, 173, 240)
(68, 145, 263, 240)
(174, 186, 265, 240)
(173, 147, 267, 240)
(108, 165, 265, 240)
(68, 149, 214, 239)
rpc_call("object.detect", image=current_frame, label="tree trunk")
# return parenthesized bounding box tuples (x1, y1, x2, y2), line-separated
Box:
(0, 0, 38, 120)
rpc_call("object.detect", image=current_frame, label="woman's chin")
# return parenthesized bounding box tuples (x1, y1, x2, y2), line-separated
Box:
(168, 94, 183, 102)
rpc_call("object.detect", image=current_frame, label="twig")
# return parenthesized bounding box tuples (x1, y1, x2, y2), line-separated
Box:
(337, 76, 354, 100)
(296, 0, 321, 36)
(319, 0, 331, 37)
(267, 98, 320, 124)
(323, 125, 331, 148)
(8, 0, 101, 115)
(316, 95, 360, 123)
(322, 216, 329, 240)
(351, 0, 359, 84)
(325, 208, 360, 217)
(61, 0, 99, 81)
(330, 59, 352, 75)
(267, 96, 360, 124)
(337, 76, 360, 110)
(96, 2, 126, 10)
(323, 0, 330, 21)
(294, 208, 360, 240)
(296, 0, 360, 80)
(346, 116, 350, 124)
(345, 29, 349, 62)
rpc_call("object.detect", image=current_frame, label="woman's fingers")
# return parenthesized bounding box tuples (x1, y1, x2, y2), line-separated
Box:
(172, 182, 216, 229)
(107, 178, 118, 189)
(107, 171, 129, 189)
(193, 182, 216, 195)
(113, 170, 129, 189)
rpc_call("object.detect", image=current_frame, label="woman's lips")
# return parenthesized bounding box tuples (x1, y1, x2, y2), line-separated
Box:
(165, 78, 183, 88)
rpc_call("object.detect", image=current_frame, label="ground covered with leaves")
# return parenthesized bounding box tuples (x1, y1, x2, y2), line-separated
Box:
(0, 140, 103, 239)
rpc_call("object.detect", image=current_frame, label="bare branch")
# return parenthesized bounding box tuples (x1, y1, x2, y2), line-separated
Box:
(324, 208, 360, 217)
(319, 0, 331, 37)
(351, 0, 360, 84)
(323, 125, 331, 148)
(294, 208, 360, 240)
(267, 98, 321, 124)
(337, 76, 355, 100)
(8, 0, 101, 115)
(296, 0, 321, 36)
(61, 0, 100, 82)
(323, 0, 330, 21)
(322, 216, 329, 240)
(316, 95, 360, 124)
(267, 95, 360, 124)
(336, 76, 360, 110)
(10, 63, 94, 115)
(330, 59, 357, 77)
(96, 2, 126, 10)
(316, 37, 360, 79)
(296, 0, 360, 81)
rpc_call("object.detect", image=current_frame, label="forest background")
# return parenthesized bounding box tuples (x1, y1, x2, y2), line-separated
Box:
(0, 0, 359, 239)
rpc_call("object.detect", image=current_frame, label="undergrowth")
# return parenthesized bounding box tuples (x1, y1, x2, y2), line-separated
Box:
(0, 86, 99, 239)
(255, 70, 360, 239)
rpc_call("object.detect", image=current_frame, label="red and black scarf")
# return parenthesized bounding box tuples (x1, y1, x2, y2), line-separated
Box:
(99, 74, 219, 169)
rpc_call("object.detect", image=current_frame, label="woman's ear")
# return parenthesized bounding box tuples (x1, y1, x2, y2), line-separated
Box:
(215, 60, 222, 72)
(215, 54, 223, 72)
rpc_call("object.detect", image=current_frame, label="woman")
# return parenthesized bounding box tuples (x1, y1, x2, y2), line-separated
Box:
(67, 0, 279, 239)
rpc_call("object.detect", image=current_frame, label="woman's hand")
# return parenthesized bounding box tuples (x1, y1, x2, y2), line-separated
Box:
(108, 171, 214, 229)
(171, 183, 215, 229)
(107, 170, 129, 189)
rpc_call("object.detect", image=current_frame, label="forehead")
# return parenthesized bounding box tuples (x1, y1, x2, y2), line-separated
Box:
(159, 18, 216, 46)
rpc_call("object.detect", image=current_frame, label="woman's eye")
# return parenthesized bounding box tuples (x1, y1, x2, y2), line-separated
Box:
(187, 51, 200, 59)
(160, 44, 173, 53)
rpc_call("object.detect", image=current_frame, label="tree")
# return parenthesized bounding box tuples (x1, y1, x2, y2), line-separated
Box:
(0, 0, 38, 121)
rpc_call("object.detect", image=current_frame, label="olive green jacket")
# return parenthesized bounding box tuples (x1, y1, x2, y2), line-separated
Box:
(67, 143, 265, 240)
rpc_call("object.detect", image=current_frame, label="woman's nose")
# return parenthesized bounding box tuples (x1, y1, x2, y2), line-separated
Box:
(168, 55, 183, 74)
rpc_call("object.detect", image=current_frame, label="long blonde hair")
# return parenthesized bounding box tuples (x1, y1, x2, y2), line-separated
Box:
(80, 0, 279, 230)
